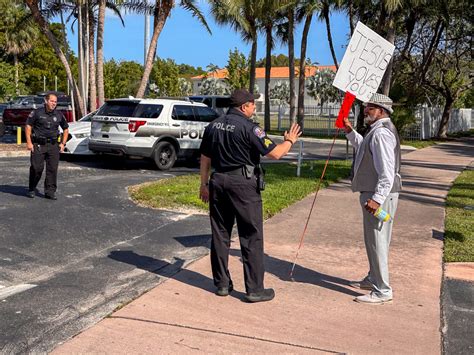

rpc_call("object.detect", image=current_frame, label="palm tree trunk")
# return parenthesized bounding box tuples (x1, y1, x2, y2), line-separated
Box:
(88, 9, 97, 111)
(380, 17, 395, 95)
(288, 8, 296, 124)
(348, 0, 354, 35)
(14, 54, 19, 95)
(136, 1, 173, 98)
(24, 0, 85, 117)
(96, 0, 106, 106)
(297, 13, 313, 129)
(264, 24, 272, 131)
(249, 36, 257, 93)
(323, 2, 338, 70)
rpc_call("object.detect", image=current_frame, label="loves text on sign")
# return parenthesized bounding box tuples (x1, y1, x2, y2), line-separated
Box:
(333, 22, 395, 102)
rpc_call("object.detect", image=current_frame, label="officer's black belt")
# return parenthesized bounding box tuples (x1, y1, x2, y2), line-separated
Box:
(216, 168, 245, 176)
(216, 165, 255, 178)
(33, 137, 58, 145)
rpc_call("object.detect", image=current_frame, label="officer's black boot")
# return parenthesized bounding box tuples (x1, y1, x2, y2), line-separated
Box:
(244, 288, 275, 303)
(45, 193, 57, 200)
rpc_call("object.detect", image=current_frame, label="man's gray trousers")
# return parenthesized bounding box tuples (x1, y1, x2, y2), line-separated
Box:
(359, 192, 399, 298)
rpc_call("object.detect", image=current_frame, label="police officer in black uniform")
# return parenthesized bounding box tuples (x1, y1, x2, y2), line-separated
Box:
(25, 93, 69, 199)
(199, 89, 301, 303)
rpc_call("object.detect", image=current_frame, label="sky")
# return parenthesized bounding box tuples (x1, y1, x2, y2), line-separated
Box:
(65, 4, 350, 70)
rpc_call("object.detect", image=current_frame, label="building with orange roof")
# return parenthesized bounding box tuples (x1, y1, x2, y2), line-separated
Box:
(190, 65, 337, 106)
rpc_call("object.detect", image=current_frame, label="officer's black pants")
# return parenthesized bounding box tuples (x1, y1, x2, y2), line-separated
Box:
(29, 142, 60, 195)
(209, 172, 264, 294)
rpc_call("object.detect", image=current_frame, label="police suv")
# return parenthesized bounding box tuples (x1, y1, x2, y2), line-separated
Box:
(88, 98, 219, 170)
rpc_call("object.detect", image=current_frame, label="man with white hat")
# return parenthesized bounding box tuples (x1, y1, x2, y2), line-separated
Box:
(342, 92, 402, 304)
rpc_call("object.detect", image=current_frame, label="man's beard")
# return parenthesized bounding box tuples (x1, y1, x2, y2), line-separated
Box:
(364, 115, 376, 125)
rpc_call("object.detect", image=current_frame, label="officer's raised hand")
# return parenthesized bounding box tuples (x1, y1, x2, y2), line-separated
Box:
(284, 123, 302, 145)
(266, 123, 302, 160)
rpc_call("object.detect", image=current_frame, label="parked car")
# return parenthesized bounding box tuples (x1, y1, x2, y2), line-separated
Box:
(2, 92, 74, 132)
(188, 95, 230, 116)
(88, 98, 219, 170)
(62, 111, 96, 155)
(0, 103, 7, 137)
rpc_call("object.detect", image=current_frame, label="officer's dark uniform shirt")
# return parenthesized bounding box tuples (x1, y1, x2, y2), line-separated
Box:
(200, 107, 276, 171)
(26, 106, 69, 139)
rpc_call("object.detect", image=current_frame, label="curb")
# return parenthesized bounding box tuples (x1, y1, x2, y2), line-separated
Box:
(0, 151, 30, 158)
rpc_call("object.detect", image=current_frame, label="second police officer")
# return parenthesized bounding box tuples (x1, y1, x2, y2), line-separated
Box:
(199, 89, 301, 303)
(25, 93, 69, 200)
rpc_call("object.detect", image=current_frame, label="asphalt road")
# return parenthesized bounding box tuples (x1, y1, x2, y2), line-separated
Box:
(0, 156, 211, 353)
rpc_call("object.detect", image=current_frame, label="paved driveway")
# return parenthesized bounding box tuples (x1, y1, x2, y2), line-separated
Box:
(0, 156, 210, 353)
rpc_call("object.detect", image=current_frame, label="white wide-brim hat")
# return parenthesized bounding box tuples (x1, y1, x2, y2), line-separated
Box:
(363, 93, 394, 114)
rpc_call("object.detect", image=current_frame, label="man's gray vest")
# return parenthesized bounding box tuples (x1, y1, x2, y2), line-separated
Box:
(351, 119, 402, 193)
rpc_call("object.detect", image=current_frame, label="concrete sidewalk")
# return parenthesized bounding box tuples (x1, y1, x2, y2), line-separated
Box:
(53, 139, 473, 354)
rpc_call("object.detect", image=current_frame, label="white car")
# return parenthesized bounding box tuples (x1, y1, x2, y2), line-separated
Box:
(88, 98, 219, 170)
(62, 111, 96, 155)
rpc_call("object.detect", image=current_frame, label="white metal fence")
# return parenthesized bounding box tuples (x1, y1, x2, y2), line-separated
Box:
(256, 104, 472, 140)
(403, 107, 472, 140)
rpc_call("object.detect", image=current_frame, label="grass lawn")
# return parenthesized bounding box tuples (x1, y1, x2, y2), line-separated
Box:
(130, 160, 352, 220)
(443, 168, 474, 262)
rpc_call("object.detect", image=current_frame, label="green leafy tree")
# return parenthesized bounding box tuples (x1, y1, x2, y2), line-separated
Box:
(269, 81, 290, 104)
(200, 77, 230, 95)
(256, 54, 301, 67)
(224, 48, 250, 91)
(103, 60, 143, 99)
(306, 68, 341, 108)
(0, 60, 23, 101)
(2, 0, 39, 95)
(177, 63, 205, 78)
(178, 78, 192, 96)
(149, 58, 181, 97)
(22, 23, 73, 94)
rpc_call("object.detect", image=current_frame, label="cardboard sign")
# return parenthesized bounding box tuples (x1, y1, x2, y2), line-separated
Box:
(332, 22, 395, 103)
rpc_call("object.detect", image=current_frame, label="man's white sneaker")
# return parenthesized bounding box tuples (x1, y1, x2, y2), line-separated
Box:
(349, 278, 373, 290)
(355, 293, 392, 305)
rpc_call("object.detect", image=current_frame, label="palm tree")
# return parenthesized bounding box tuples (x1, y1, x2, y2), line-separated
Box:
(209, 0, 262, 93)
(259, 0, 287, 131)
(320, 0, 338, 70)
(41, 0, 124, 111)
(208, 0, 260, 94)
(296, 0, 321, 128)
(133, 0, 211, 98)
(3, 1, 39, 95)
(24, 0, 86, 117)
(96, 0, 106, 106)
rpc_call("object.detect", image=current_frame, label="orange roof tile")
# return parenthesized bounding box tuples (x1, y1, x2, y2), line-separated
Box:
(191, 66, 337, 80)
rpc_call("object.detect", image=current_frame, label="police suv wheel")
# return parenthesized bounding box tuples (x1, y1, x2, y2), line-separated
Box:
(154, 141, 177, 170)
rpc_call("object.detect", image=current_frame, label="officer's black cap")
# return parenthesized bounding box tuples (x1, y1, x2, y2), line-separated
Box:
(229, 89, 260, 107)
